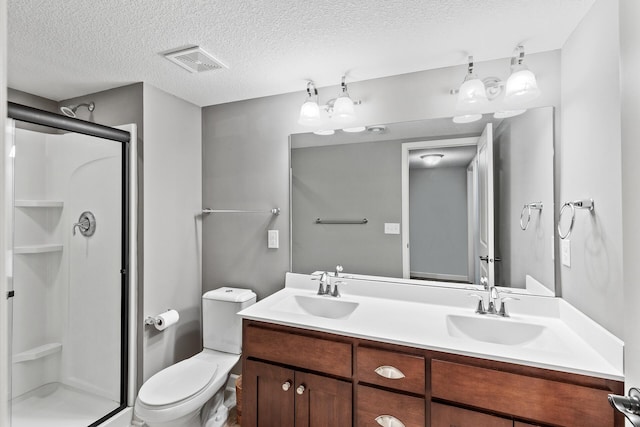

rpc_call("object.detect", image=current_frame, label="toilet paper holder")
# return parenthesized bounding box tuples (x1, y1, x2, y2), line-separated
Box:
(144, 316, 159, 326)
(145, 309, 177, 327)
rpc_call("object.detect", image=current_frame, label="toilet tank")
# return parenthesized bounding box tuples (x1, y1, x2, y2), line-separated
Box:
(202, 287, 256, 354)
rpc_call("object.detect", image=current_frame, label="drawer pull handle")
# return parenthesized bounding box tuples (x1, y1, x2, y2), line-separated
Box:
(296, 384, 306, 395)
(375, 415, 405, 427)
(375, 365, 406, 379)
(282, 381, 291, 391)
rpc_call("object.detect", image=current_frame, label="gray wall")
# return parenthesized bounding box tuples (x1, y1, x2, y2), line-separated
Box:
(560, 0, 623, 338)
(8, 87, 60, 133)
(202, 51, 560, 300)
(494, 108, 554, 291)
(620, 0, 640, 390)
(409, 167, 468, 278)
(291, 140, 402, 277)
(8, 87, 58, 112)
(141, 84, 202, 382)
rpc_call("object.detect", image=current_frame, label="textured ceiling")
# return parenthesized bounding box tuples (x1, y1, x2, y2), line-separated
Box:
(8, 0, 594, 107)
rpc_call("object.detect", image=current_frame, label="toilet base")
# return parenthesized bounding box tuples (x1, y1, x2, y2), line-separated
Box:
(201, 388, 229, 427)
(141, 409, 202, 427)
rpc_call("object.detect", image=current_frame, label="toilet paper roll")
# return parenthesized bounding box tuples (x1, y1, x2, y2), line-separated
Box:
(155, 309, 179, 331)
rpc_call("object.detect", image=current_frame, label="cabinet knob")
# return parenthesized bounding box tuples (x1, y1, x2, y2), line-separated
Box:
(375, 415, 405, 427)
(296, 384, 306, 395)
(282, 381, 291, 391)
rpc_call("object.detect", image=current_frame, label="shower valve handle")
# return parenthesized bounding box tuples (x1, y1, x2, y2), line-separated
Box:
(72, 211, 96, 237)
(72, 219, 89, 236)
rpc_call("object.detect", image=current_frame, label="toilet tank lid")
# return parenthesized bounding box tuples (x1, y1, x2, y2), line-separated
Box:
(203, 287, 256, 303)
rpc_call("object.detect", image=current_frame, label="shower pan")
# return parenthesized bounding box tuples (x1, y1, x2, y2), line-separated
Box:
(3, 104, 137, 427)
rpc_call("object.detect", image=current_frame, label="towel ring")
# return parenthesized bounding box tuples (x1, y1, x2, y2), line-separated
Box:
(557, 199, 594, 240)
(520, 202, 543, 231)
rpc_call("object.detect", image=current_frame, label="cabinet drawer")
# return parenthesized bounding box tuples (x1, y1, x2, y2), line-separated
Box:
(357, 385, 425, 427)
(357, 347, 425, 395)
(431, 402, 511, 427)
(431, 359, 614, 427)
(244, 324, 352, 378)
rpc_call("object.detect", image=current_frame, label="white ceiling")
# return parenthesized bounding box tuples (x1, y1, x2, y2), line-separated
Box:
(8, 0, 594, 107)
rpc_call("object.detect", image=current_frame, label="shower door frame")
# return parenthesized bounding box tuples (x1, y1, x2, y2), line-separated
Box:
(6, 102, 133, 427)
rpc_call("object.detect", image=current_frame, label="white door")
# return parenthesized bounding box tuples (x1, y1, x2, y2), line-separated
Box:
(476, 123, 495, 287)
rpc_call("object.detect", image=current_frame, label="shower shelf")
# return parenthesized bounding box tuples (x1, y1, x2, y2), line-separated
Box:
(12, 342, 62, 364)
(15, 199, 64, 208)
(14, 244, 63, 254)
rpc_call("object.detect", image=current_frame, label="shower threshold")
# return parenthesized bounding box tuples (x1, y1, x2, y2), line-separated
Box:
(12, 382, 119, 427)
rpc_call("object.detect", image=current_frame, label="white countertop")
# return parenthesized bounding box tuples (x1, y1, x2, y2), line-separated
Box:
(239, 273, 624, 381)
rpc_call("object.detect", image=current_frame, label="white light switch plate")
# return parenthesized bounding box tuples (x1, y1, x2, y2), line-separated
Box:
(561, 239, 571, 267)
(384, 223, 400, 235)
(268, 230, 279, 249)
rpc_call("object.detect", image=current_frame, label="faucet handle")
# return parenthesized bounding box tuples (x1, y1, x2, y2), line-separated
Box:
(468, 293, 486, 314)
(332, 280, 346, 298)
(312, 272, 328, 295)
(498, 296, 520, 317)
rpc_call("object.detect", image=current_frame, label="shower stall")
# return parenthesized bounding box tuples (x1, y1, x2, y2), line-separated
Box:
(4, 104, 136, 427)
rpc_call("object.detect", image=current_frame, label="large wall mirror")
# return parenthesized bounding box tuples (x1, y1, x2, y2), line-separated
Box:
(290, 106, 556, 296)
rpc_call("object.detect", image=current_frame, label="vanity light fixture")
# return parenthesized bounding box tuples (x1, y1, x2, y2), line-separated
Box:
(456, 56, 489, 111)
(450, 45, 540, 123)
(331, 76, 356, 123)
(297, 76, 361, 129)
(504, 46, 540, 104)
(420, 154, 444, 167)
(298, 81, 321, 126)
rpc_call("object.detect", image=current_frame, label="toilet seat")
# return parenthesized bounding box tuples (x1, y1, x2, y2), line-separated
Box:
(134, 350, 240, 424)
(138, 358, 218, 407)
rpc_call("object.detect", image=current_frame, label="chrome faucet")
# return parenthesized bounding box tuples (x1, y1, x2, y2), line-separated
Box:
(469, 277, 518, 317)
(312, 267, 345, 297)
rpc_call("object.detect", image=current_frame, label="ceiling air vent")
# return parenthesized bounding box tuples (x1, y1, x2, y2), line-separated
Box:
(164, 47, 228, 73)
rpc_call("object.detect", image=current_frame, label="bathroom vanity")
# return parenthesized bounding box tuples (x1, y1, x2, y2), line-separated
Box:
(240, 274, 624, 427)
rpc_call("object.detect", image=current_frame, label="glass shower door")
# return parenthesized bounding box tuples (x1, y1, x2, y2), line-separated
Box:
(8, 120, 127, 427)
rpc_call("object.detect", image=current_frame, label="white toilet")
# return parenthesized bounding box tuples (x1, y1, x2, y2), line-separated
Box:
(134, 287, 256, 427)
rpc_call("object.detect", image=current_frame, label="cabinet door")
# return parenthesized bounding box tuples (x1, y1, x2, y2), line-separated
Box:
(244, 359, 295, 427)
(431, 402, 511, 427)
(295, 371, 352, 427)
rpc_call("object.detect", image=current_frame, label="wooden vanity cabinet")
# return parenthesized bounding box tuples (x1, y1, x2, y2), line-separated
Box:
(244, 360, 295, 427)
(431, 402, 512, 427)
(243, 322, 353, 426)
(242, 320, 624, 427)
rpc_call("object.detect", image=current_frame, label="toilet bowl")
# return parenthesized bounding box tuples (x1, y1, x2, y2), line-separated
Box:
(134, 287, 256, 427)
(134, 350, 238, 427)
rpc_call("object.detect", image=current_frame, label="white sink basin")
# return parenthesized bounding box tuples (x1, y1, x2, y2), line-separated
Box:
(272, 294, 359, 319)
(446, 314, 546, 346)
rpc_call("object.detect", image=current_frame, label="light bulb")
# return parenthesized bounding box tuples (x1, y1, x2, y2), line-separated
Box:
(332, 95, 355, 123)
(504, 67, 540, 104)
(298, 99, 321, 126)
(457, 76, 489, 110)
